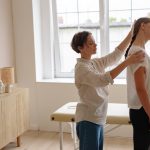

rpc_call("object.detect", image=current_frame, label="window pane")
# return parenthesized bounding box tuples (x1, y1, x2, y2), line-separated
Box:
(109, 0, 131, 10)
(58, 13, 78, 26)
(79, 12, 99, 25)
(59, 29, 77, 43)
(132, 9, 150, 20)
(56, 0, 100, 76)
(59, 43, 78, 73)
(109, 10, 131, 24)
(132, 0, 150, 9)
(109, 27, 130, 47)
(56, 0, 77, 13)
(78, 0, 99, 12)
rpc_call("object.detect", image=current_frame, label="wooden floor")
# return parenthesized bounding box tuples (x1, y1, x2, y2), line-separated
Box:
(2, 130, 133, 150)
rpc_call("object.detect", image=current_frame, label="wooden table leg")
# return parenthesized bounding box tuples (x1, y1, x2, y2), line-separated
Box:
(17, 136, 21, 147)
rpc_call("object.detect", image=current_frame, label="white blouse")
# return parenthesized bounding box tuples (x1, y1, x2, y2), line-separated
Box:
(75, 48, 124, 125)
(127, 45, 150, 109)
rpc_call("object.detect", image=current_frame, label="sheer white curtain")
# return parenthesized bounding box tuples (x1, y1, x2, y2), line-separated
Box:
(50, 0, 61, 78)
(32, 0, 60, 80)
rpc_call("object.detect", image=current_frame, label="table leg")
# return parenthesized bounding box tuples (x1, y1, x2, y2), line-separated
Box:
(17, 136, 21, 147)
(59, 122, 63, 150)
(72, 122, 78, 150)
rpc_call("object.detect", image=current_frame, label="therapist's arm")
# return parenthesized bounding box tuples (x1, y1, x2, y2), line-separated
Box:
(109, 51, 145, 79)
(117, 20, 136, 52)
(134, 67, 150, 119)
(117, 31, 132, 52)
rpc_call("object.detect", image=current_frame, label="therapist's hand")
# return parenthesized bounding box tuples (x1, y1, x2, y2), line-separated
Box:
(126, 50, 145, 65)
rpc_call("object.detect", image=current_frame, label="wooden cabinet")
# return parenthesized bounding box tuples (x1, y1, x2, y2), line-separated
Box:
(0, 88, 29, 149)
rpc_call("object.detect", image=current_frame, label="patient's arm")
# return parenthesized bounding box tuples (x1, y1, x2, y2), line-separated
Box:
(134, 67, 150, 119)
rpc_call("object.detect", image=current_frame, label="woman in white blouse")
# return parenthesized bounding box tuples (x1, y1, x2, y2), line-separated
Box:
(125, 17, 150, 150)
(71, 29, 145, 150)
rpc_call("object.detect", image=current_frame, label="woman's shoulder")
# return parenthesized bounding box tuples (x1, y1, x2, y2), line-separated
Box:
(128, 45, 144, 55)
(75, 59, 91, 71)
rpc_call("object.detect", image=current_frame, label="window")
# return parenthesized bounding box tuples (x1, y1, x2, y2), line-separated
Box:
(32, 0, 150, 81)
(109, 0, 150, 78)
(55, 0, 102, 78)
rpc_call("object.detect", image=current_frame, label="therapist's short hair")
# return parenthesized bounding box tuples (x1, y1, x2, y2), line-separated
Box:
(71, 31, 91, 53)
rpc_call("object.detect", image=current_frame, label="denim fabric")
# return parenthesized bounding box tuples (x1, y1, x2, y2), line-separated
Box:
(76, 121, 103, 150)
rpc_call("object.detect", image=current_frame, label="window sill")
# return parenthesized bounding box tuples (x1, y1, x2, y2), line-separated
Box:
(36, 78, 126, 85)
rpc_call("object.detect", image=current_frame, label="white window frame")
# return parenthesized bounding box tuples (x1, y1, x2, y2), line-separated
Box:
(32, 0, 110, 80)
(54, 0, 109, 78)
(33, 0, 150, 81)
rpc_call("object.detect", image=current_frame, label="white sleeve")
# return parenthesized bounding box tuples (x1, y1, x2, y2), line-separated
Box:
(76, 66, 114, 87)
(128, 48, 147, 74)
(95, 47, 124, 68)
(130, 59, 147, 74)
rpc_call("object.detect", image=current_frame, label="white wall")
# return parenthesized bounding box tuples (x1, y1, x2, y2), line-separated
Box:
(11, 0, 132, 137)
(0, 0, 15, 68)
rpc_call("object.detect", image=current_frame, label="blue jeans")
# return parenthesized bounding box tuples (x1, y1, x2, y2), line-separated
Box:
(76, 121, 104, 150)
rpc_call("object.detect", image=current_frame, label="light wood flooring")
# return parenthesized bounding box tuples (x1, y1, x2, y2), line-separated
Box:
(2, 130, 133, 150)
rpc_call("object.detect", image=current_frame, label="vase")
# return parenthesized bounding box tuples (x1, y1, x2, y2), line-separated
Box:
(0, 80, 5, 94)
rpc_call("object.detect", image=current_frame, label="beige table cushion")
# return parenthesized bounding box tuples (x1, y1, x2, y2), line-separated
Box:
(51, 102, 77, 122)
(51, 102, 130, 124)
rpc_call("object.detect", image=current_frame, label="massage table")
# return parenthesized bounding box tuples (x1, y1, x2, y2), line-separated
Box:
(51, 102, 130, 150)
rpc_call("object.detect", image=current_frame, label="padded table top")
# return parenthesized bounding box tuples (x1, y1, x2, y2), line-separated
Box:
(51, 102, 130, 124)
